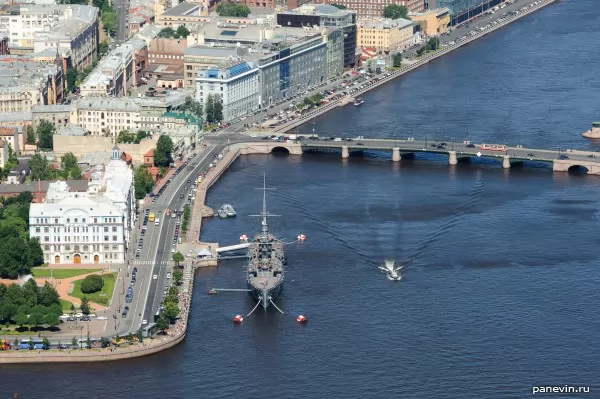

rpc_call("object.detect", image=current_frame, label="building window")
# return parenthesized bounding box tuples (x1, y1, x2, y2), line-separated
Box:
(44, 227, 49, 233)
(104, 236, 109, 241)
(66, 218, 70, 223)
(112, 235, 117, 241)
(65, 245, 71, 251)
(54, 218, 58, 224)
(44, 236, 49, 242)
(112, 226, 117, 232)
(35, 227, 40, 233)
(44, 245, 50, 251)
(94, 218, 98, 223)
(74, 218, 78, 223)
(112, 245, 118, 250)
(104, 227, 108, 232)
(82, 218, 86, 223)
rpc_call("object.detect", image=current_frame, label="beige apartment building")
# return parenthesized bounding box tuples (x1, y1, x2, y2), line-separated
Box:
(316, 0, 424, 19)
(409, 8, 450, 36)
(357, 17, 413, 53)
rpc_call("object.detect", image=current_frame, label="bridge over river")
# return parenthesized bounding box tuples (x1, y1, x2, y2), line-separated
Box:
(246, 137, 600, 175)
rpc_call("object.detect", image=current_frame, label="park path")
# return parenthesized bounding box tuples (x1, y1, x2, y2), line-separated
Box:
(35, 271, 110, 311)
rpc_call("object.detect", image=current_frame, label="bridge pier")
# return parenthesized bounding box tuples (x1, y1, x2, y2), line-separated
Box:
(392, 147, 401, 162)
(341, 145, 349, 159)
(502, 155, 511, 169)
(448, 151, 458, 165)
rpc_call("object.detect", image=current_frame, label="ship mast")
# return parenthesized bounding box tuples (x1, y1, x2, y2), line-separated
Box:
(250, 174, 279, 238)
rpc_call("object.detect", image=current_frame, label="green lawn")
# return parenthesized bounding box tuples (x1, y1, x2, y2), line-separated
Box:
(33, 268, 102, 279)
(60, 298, 74, 313)
(71, 273, 117, 306)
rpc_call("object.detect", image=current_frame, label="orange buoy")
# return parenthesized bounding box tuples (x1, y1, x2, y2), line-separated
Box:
(296, 315, 307, 323)
(233, 315, 244, 323)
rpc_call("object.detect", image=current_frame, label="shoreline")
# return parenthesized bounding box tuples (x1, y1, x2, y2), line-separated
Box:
(272, 0, 557, 134)
(0, 0, 558, 364)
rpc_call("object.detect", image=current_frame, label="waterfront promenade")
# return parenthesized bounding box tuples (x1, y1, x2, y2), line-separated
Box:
(269, 0, 557, 134)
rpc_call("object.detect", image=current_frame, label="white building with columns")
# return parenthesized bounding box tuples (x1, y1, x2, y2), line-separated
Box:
(29, 145, 135, 265)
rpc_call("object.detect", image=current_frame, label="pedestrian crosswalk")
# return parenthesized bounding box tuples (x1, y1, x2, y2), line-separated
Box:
(132, 260, 176, 266)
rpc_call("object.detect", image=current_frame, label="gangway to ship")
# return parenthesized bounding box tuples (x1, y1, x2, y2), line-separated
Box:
(208, 288, 251, 295)
(216, 243, 251, 253)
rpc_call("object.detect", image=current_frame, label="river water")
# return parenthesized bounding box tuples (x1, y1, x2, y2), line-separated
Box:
(4, 1, 600, 398)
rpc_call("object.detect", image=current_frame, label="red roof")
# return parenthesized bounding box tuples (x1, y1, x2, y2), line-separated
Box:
(144, 149, 155, 157)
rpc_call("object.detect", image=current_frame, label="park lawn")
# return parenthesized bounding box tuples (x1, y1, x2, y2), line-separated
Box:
(60, 298, 74, 312)
(71, 273, 117, 306)
(33, 268, 102, 279)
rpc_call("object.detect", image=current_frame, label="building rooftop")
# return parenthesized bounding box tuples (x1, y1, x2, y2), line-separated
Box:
(58, 123, 87, 136)
(0, 57, 60, 92)
(358, 17, 413, 30)
(184, 45, 241, 58)
(161, 2, 202, 17)
(32, 104, 74, 114)
(163, 111, 201, 125)
(282, 3, 355, 17)
(0, 179, 88, 196)
(409, 7, 450, 17)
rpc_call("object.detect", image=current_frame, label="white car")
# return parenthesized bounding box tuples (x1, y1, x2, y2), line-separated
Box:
(171, 248, 175, 253)
(74, 312, 83, 318)
(142, 319, 148, 325)
(167, 273, 171, 279)
(97, 316, 108, 320)
(153, 274, 158, 280)
(59, 314, 70, 320)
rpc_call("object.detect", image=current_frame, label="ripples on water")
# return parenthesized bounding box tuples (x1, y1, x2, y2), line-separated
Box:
(4, 1, 600, 398)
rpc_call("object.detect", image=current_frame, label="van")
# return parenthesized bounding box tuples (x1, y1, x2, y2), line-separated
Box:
(155, 218, 160, 226)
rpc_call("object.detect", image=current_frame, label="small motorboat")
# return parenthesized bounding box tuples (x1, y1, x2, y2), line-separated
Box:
(297, 315, 307, 323)
(218, 204, 236, 218)
(378, 259, 403, 281)
(354, 98, 365, 106)
(233, 315, 244, 323)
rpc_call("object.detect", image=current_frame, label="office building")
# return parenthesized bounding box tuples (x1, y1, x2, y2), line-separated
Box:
(277, 4, 357, 67)
(317, 0, 424, 19)
(196, 62, 260, 122)
(408, 8, 450, 35)
(437, 0, 503, 25)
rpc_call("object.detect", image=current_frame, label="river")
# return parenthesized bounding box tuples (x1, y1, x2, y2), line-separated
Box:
(4, 1, 600, 397)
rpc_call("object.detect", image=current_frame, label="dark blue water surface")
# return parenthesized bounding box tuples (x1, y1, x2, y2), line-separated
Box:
(4, 1, 600, 398)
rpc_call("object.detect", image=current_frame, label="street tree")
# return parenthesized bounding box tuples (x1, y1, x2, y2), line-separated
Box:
(154, 135, 174, 167)
(156, 316, 169, 332)
(213, 95, 223, 123)
(181, 96, 202, 118)
(163, 302, 180, 323)
(66, 68, 78, 91)
(37, 120, 55, 150)
(216, 2, 250, 17)
(175, 25, 190, 39)
(44, 313, 60, 328)
(393, 52, 402, 67)
(172, 269, 183, 285)
(205, 94, 215, 124)
(172, 251, 184, 267)
(28, 154, 53, 181)
(72, 336, 78, 347)
(158, 27, 175, 38)
(134, 165, 155, 200)
(80, 296, 90, 315)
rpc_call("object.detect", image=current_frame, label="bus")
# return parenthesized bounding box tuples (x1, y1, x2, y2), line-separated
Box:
(0, 339, 11, 350)
(18, 339, 47, 350)
(148, 213, 155, 222)
(480, 144, 506, 151)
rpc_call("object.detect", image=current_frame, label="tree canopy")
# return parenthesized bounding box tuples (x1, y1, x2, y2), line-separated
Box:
(0, 193, 44, 278)
(216, 2, 250, 17)
(181, 96, 203, 118)
(37, 120, 55, 150)
(80, 274, 103, 294)
(0, 280, 62, 328)
(117, 130, 150, 144)
(158, 25, 190, 39)
(393, 52, 402, 67)
(134, 165, 155, 200)
(205, 94, 223, 124)
(383, 4, 409, 20)
(154, 135, 174, 167)
(60, 152, 82, 180)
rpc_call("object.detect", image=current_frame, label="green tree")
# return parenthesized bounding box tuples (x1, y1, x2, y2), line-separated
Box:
(127, 332, 134, 342)
(42, 337, 50, 348)
(163, 302, 179, 323)
(66, 68, 78, 91)
(80, 296, 90, 315)
(393, 52, 402, 67)
(99, 336, 108, 348)
(99, 40, 109, 56)
(172, 252, 184, 267)
(158, 27, 175, 38)
(80, 274, 103, 294)
(44, 313, 60, 328)
(14, 313, 28, 328)
(172, 269, 183, 285)
(204, 94, 215, 124)
(101, 10, 117, 33)
(212, 95, 223, 123)
(36, 120, 55, 150)
(216, 2, 250, 17)
(137, 327, 143, 343)
(28, 312, 44, 328)
(383, 4, 409, 19)
(85, 331, 91, 348)
(331, 3, 347, 9)
(154, 135, 173, 167)
(181, 96, 202, 118)
(427, 37, 440, 51)
(38, 282, 60, 307)
(181, 204, 191, 233)
(0, 303, 17, 323)
(61, 152, 78, 171)
(72, 336, 78, 347)
(175, 25, 190, 39)
(156, 316, 169, 332)
(26, 125, 36, 145)
(134, 165, 155, 200)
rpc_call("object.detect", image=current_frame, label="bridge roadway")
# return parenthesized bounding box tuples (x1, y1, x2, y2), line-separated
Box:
(240, 136, 600, 174)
